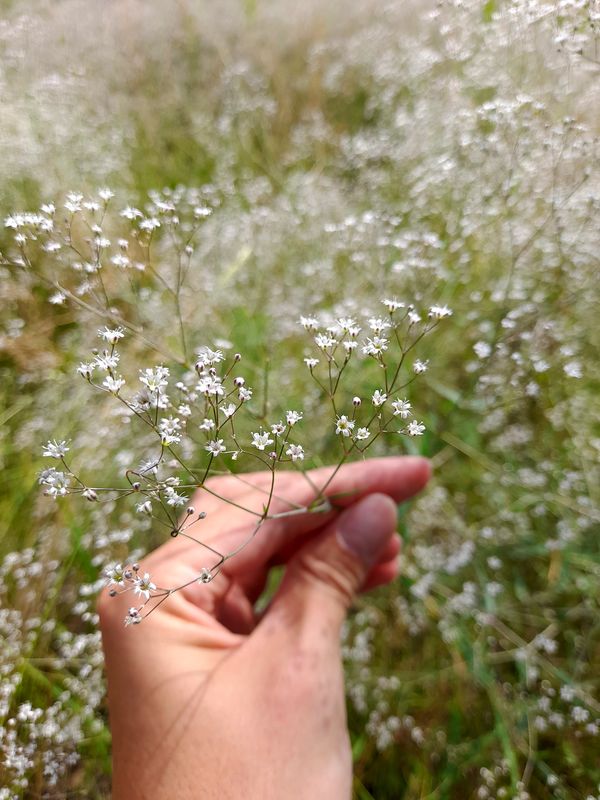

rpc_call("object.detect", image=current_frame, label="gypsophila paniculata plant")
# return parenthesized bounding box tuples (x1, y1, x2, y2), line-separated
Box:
(1, 0, 600, 796)
(5, 193, 450, 623)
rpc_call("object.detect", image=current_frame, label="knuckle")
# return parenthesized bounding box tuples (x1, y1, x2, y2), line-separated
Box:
(294, 548, 362, 608)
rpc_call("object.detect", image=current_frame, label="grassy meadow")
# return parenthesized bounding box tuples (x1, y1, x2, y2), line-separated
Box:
(0, 1, 599, 797)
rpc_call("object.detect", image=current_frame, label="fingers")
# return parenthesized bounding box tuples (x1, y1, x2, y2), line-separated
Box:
(209, 455, 431, 516)
(142, 457, 429, 616)
(218, 456, 429, 578)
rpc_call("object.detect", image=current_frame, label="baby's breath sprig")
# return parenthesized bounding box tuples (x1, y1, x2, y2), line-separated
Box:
(36, 292, 450, 626)
(9, 191, 450, 626)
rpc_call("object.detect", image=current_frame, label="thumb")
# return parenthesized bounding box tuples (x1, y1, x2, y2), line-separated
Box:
(262, 493, 399, 645)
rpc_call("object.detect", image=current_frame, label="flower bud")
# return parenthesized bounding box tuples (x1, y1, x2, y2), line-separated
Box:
(198, 568, 212, 584)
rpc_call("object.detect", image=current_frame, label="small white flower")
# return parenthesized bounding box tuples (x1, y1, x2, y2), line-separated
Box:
(238, 386, 253, 402)
(564, 360, 582, 378)
(473, 341, 492, 359)
(134, 572, 156, 601)
(111, 254, 131, 268)
(355, 427, 370, 441)
(315, 333, 337, 349)
(271, 422, 286, 436)
(103, 375, 126, 393)
(392, 398, 412, 418)
(42, 439, 70, 459)
(286, 410, 303, 426)
(372, 390, 387, 407)
(39, 467, 70, 497)
(160, 433, 181, 447)
(99, 188, 114, 201)
(194, 206, 212, 219)
(413, 360, 429, 374)
(196, 346, 225, 367)
(200, 418, 216, 431)
(139, 459, 159, 476)
(368, 317, 391, 334)
(335, 415, 355, 437)
(337, 317, 359, 334)
(158, 416, 182, 446)
(408, 310, 421, 325)
(304, 357, 319, 368)
(94, 350, 120, 371)
(429, 304, 452, 319)
(286, 444, 305, 462)
(121, 206, 143, 220)
(64, 193, 83, 213)
(382, 297, 405, 312)
(299, 315, 319, 330)
(406, 420, 426, 436)
(197, 376, 225, 397)
(205, 439, 226, 456)
(139, 217, 160, 231)
(251, 431, 274, 451)
(164, 487, 187, 507)
(136, 500, 152, 515)
(362, 337, 388, 357)
(220, 403, 237, 418)
(105, 563, 126, 587)
(49, 291, 66, 305)
(98, 326, 125, 344)
(139, 366, 170, 392)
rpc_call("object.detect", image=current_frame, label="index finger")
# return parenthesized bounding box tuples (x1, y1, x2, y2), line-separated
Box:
(184, 456, 430, 578)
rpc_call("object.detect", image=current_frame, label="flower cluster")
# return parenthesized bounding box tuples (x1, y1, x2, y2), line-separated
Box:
(31, 294, 448, 622)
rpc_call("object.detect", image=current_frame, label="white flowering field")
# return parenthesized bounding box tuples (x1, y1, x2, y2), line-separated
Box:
(1, 1, 599, 797)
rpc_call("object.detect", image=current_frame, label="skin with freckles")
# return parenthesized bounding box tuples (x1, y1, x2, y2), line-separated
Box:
(99, 456, 431, 800)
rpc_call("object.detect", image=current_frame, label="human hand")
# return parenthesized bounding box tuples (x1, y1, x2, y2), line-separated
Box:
(99, 456, 430, 800)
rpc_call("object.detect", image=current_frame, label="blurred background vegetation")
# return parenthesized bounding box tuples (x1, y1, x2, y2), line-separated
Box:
(1, 0, 599, 797)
